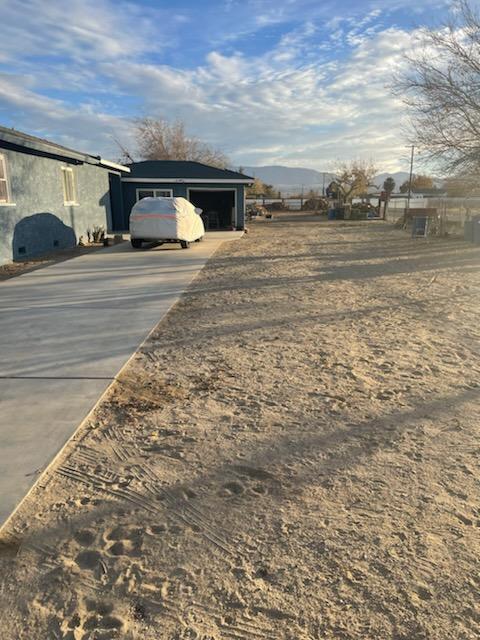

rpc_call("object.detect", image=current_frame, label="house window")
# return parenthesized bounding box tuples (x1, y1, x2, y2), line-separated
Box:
(136, 188, 173, 201)
(62, 166, 78, 205)
(0, 154, 11, 204)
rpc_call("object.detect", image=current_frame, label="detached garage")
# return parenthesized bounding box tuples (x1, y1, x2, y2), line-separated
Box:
(116, 161, 253, 232)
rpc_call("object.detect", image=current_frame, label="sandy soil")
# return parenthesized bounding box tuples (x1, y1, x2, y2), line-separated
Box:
(0, 218, 479, 640)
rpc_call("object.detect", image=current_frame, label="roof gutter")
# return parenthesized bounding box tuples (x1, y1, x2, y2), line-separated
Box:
(121, 177, 253, 184)
(0, 130, 130, 173)
(0, 129, 89, 163)
(98, 158, 130, 173)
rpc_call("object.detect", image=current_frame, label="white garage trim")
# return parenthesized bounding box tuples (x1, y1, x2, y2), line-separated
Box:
(187, 187, 237, 228)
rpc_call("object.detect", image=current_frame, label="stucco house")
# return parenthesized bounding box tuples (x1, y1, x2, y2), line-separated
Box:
(0, 126, 254, 265)
(0, 126, 129, 265)
(114, 161, 253, 232)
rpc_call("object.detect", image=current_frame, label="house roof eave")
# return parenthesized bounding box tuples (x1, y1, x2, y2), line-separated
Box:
(0, 125, 130, 172)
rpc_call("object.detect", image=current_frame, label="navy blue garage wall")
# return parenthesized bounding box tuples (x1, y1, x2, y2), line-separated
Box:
(117, 182, 246, 231)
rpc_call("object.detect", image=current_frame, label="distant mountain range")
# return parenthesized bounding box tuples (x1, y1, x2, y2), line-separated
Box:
(374, 172, 411, 191)
(242, 165, 413, 194)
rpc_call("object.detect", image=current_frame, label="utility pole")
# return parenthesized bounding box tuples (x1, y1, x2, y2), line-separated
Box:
(300, 184, 304, 209)
(406, 145, 415, 219)
(322, 173, 326, 197)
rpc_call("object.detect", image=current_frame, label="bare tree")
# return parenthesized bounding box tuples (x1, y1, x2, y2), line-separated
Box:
(333, 160, 378, 203)
(397, 0, 480, 174)
(118, 117, 229, 168)
(114, 137, 135, 165)
(444, 174, 480, 196)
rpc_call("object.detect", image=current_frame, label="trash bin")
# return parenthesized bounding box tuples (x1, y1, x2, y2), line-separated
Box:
(328, 209, 335, 220)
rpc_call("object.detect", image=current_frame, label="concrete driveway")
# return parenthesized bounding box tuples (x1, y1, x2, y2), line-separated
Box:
(0, 233, 242, 528)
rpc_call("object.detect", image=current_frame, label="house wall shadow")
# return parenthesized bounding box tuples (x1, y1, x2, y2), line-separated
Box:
(12, 213, 77, 261)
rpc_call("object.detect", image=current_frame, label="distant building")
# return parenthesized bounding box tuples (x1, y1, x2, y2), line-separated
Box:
(0, 126, 129, 264)
(410, 187, 448, 198)
(388, 187, 448, 200)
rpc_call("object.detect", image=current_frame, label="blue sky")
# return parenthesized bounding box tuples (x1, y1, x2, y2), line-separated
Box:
(0, 0, 464, 171)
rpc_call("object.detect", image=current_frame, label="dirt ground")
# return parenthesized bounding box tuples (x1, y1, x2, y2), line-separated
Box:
(0, 217, 479, 640)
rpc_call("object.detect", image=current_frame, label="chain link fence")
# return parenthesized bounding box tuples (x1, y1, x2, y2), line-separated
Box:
(385, 197, 480, 236)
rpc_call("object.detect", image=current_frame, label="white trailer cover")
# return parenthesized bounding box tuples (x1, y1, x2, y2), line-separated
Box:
(130, 197, 205, 242)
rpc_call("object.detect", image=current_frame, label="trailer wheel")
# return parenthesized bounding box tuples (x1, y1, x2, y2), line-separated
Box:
(180, 240, 190, 249)
(131, 238, 143, 249)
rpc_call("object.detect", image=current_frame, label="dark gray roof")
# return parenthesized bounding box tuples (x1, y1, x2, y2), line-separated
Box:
(0, 125, 129, 171)
(126, 160, 254, 181)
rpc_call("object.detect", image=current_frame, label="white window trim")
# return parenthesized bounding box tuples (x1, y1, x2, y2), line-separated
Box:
(135, 188, 173, 201)
(0, 153, 14, 206)
(61, 166, 79, 206)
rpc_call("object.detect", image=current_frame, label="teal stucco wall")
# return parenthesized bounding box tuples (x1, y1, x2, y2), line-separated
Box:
(0, 146, 113, 265)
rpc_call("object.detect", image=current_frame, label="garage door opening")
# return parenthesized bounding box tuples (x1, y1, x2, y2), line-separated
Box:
(188, 189, 235, 230)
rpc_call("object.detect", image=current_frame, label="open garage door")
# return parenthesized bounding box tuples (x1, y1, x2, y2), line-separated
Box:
(188, 189, 235, 230)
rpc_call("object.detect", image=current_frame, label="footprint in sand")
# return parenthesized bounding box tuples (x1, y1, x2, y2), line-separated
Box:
(104, 526, 143, 558)
(64, 598, 125, 640)
(251, 484, 268, 495)
(146, 523, 168, 536)
(376, 390, 396, 401)
(221, 465, 278, 498)
(74, 529, 96, 547)
(75, 550, 103, 571)
(233, 465, 276, 481)
(108, 540, 140, 557)
(231, 465, 281, 497)
(222, 480, 245, 496)
(75, 496, 101, 508)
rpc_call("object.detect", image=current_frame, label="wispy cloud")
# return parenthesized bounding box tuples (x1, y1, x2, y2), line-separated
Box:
(0, 0, 444, 170)
(1, 0, 168, 62)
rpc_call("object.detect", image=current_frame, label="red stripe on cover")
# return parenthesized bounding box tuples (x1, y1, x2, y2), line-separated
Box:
(130, 213, 177, 220)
